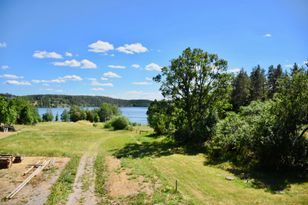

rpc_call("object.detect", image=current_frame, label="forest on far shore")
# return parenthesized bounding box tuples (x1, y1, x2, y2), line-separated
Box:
(0, 94, 152, 107)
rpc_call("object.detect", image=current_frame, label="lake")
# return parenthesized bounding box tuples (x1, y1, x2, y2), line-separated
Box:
(37, 107, 148, 125)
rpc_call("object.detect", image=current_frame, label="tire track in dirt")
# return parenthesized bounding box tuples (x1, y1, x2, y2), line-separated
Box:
(66, 153, 97, 205)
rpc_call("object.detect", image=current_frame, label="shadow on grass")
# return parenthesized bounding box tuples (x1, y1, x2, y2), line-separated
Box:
(113, 134, 206, 159)
(231, 167, 307, 192)
(205, 159, 307, 192)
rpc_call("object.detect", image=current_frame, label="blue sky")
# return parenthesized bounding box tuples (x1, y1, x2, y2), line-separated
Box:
(0, 0, 307, 99)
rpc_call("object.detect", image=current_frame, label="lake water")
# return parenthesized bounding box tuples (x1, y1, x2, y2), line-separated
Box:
(37, 107, 148, 125)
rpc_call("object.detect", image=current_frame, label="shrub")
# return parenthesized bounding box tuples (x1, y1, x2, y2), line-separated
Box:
(110, 116, 129, 130)
(103, 121, 112, 129)
(42, 110, 54, 122)
(61, 109, 70, 122)
(147, 100, 175, 135)
(98, 103, 119, 122)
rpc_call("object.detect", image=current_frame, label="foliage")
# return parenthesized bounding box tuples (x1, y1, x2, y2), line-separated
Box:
(267, 64, 283, 98)
(207, 68, 308, 170)
(61, 109, 70, 122)
(11, 97, 40, 124)
(110, 116, 130, 130)
(11, 94, 152, 107)
(0, 96, 17, 125)
(206, 101, 270, 166)
(97, 103, 119, 122)
(85, 109, 99, 122)
(250, 65, 266, 101)
(42, 109, 54, 122)
(231, 69, 251, 110)
(147, 100, 175, 134)
(154, 47, 232, 143)
(254, 69, 308, 169)
(69, 106, 86, 122)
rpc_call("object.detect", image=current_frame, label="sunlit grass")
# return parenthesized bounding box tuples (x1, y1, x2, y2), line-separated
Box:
(1, 122, 307, 204)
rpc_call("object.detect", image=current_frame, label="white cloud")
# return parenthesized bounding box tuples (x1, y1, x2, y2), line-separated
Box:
(32, 75, 82, 84)
(91, 80, 113, 87)
(145, 63, 162, 72)
(117, 43, 148, 54)
(44, 88, 63, 92)
(0, 74, 23, 79)
(4, 80, 31, 86)
(145, 77, 152, 81)
(61, 75, 82, 81)
(124, 90, 163, 100)
(131, 64, 140, 69)
(1, 65, 9, 70)
(53, 59, 80, 67)
(101, 77, 108, 81)
(285, 64, 293, 68)
(0, 42, 7, 48)
(87, 77, 97, 81)
(65, 52, 73, 57)
(92, 87, 105, 91)
(88, 40, 114, 53)
(264, 33, 272, 38)
(132, 81, 152, 85)
(103, 71, 121, 78)
(33, 50, 63, 59)
(81, 59, 97, 69)
(228, 68, 241, 73)
(108, 65, 126, 69)
(52, 59, 97, 69)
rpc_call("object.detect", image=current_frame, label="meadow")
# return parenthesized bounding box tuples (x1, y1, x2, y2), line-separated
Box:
(0, 122, 307, 204)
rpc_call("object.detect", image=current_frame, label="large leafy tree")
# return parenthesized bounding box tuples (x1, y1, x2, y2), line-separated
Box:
(231, 69, 251, 110)
(250, 65, 266, 101)
(0, 97, 17, 125)
(11, 97, 40, 124)
(154, 48, 232, 143)
(98, 103, 119, 122)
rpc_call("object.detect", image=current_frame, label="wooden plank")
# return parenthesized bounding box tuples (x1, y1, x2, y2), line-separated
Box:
(23, 160, 41, 176)
(6, 160, 50, 199)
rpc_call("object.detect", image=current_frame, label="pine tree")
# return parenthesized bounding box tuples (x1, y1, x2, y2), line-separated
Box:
(231, 69, 251, 110)
(250, 65, 266, 101)
(267, 64, 283, 98)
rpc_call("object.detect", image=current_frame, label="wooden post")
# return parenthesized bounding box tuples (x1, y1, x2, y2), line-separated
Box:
(175, 180, 178, 192)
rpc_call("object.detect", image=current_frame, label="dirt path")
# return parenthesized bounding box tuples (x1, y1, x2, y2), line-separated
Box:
(66, 154, 97, 205)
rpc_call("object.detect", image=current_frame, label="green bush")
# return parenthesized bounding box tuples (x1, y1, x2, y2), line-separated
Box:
(103, 121, 112, 129)
(110, 116, 129, 130)
(147, 100, 175, 135)
(42, 110, 54, 122)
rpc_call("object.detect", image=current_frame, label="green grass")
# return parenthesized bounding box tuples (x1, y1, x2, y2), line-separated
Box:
(45, 157, 80, 205)
(1, 122, 307, 205)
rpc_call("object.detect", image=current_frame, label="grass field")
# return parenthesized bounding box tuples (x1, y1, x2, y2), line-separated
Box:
(0, 122, 307, 204)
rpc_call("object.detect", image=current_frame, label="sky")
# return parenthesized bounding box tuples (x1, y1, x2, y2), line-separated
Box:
(0, 0, 307, 100)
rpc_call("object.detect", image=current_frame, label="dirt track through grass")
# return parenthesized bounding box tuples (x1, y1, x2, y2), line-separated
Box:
(1, 122, 307, 205)
(66, 154, 97, 205)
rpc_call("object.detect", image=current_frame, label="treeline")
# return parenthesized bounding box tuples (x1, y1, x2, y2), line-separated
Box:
(147, 47, 308, 171)
(0, 94, 152, 107)
(0, 97, 40, 125)
(0, 97, 132, 130)
(49, 103, 132, 130)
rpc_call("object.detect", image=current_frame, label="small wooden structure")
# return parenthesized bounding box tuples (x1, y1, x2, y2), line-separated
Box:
(0, 155, 15, 169)
(0, 154, 23, 169)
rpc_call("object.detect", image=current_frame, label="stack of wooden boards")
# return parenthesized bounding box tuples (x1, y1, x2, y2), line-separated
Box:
(6, 159, 51, 199)
(0, 154, 22, 169)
